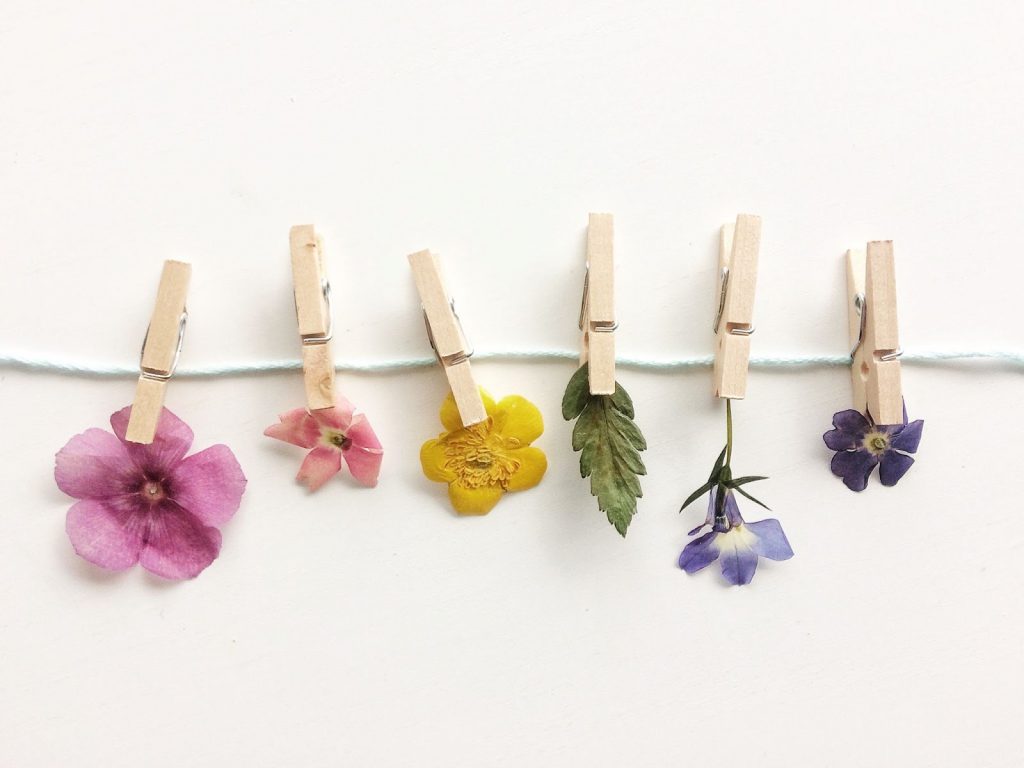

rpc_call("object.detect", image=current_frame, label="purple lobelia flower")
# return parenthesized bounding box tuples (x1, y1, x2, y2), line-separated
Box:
(678, 399, 793, 586)
(823, 406, 923, 492)
(55, 406, 246, 580)
(679, 488, 793, 586)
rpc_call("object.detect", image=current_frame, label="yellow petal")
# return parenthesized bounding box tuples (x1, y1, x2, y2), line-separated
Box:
(439, 388, 497, 432)
(448, 483, 504, 515)
(419, 439, 455, 483)
(492, 395, 544, 445)
(506, 446, 548, 492)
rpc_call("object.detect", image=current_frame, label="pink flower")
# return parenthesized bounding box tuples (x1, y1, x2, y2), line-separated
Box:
(54, 407, 247, 580)
(264, 396, 383, 490)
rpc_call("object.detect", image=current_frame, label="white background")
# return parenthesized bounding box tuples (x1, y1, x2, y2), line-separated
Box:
(1, 2, 1022, 766)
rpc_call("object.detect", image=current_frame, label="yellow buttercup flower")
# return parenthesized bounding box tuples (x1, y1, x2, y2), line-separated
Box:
(420, 389, 547, 515)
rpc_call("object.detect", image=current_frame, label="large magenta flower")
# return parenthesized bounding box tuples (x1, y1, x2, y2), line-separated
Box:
(264, 396, 383, 490)
(55, 406, 246, 580)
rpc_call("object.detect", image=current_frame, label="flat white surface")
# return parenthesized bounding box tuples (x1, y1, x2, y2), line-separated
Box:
(1, 2, 1022, 766)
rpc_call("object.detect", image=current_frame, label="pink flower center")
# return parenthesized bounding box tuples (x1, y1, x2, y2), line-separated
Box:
(140, 480, 167, 504)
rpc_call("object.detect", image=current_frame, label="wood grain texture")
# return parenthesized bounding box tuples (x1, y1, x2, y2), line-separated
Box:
(408, 249, 486, 426)
(582, 212, 616, 395)
(713, 214, 760, 399)
(848, 241, 903, 424)
(290, 224, 335, 409)
(127, 260, 190, 444)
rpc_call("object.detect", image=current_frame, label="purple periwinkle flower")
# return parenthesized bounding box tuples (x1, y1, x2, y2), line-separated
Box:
(679, 489, 793, 586)
(823, 407, 923, 492)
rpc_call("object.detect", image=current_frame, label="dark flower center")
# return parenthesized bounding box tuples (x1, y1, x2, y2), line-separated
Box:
(863, 430, 890, 455)
(140, 480, 167, 505)
(328, 432, 352, 450)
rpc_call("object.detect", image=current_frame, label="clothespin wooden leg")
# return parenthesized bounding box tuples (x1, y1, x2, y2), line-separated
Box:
(409, 249, 487, 427)
(581, 213, 616, 395)
(713, 214, 761, 399)
(290, 225, 336, 411)
(847, 240, 903, 424)
(125, 260, 191, 444)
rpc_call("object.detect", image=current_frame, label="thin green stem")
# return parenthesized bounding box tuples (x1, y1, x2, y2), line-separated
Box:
(725, 398, 734, 466)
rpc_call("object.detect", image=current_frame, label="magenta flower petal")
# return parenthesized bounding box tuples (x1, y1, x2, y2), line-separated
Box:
(110, 405, 194, 471)
(297, 446, 343, 491)
(66, 499, 143, 571)
(264, 408, 320, 449)
(170, 444, 247, 526)
(55, 428, 132, 500)
(311, 398, 356, 431)
(137, 504, 222, 580)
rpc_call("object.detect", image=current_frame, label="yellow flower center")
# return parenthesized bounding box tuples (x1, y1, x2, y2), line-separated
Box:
(442, 421, 521, 489)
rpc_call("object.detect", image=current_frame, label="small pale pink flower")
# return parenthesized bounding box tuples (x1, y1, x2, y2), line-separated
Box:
(54, 407, 247, 580)
(264, 396, 383, 491)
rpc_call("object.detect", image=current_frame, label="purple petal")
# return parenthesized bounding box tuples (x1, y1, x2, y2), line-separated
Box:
(137, 503, 222, 580)
(66, 499, 143, 571)
(718, 531, 759, 586)
(831, 409, 870, 436)
(55, 428, 133, 500)
(723, 490, 744, 528)
(823, 427, 859, 451)
(830, 449, 878, 492)
(890, 420, 924, 454)
(678, 531, 720, 573)
(879, 451, 915, 486)
(169, 444, 247, 526)
(745, 519, 794, 561)
(110, 406, 194, 473)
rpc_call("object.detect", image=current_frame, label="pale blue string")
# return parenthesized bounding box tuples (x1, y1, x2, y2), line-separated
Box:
(0, 349, 1021, 378)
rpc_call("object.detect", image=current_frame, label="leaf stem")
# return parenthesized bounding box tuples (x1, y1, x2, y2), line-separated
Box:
(725, 398, 734, 467)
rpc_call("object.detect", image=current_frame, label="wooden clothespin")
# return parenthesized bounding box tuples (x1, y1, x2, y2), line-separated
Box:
(847, 241, 903, 424)
(408, 250, 487, 427)
(579, 213, 616, 395)
(290, 224, 335, 411)
(713, 214, 761, 399)
(125, 260, 191, 444)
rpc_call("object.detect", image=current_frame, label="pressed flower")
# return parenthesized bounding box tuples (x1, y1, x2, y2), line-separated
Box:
(679, 488, 793, 586)
(678, 399, 792, 586)
(54, 406, 246, 580)
(264, 395, 383, 491)
(420, 388, 547, 515)
(823, 405, 924, 492)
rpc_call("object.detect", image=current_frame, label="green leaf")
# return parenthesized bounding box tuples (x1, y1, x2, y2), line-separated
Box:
(679, 481, 713, 512)
(709, 445, 728, 481)
(733, 484, 771, 511)
(563, 373, 647, 537)
(726, 475, 768, 488)
(561, 364, 591, 420)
